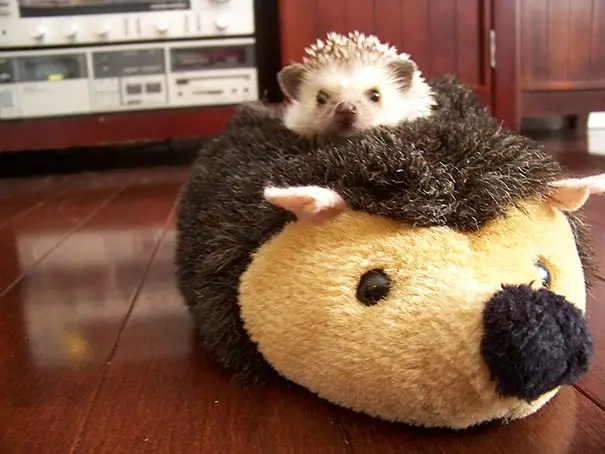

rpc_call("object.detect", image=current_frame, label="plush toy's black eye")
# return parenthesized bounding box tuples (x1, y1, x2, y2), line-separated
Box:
(535, 260, 552, 288)
(367, 88, 380, 103)
(356, 269, 391, 306)
(316, 90, 329, 105)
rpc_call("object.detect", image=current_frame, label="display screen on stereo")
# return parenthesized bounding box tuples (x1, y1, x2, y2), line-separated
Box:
(19, 0, 190, 17)
(15, 54, 88, 82)
(171, 45, 256, 71)
(0, 59, 16, 84)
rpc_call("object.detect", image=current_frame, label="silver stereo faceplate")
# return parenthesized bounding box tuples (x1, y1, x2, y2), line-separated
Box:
(0, 0, 254, 48)
(0, 37, 258, 120)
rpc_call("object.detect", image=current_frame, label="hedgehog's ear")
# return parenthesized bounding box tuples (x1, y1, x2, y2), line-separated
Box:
(386, 58, 418, 92)
(264, 185, 349, 222)
(547, 174, 605, 211)
(277, 64, 306, 101)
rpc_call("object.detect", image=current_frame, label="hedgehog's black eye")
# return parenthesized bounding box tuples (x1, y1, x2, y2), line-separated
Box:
(535, 259, 552, 288)
(367, 88, 380, 103)
(316, 90, 329, 105)
(357, 269, 391, 306)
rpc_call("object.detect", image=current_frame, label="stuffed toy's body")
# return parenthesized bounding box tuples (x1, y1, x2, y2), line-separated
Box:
(175, 75, 601, 429)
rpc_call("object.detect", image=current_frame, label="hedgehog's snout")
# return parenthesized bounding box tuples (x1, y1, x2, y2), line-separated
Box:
(335, 102, 357, 128)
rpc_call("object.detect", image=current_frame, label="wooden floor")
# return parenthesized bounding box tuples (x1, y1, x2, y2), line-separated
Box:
(2, 130, 605, 454)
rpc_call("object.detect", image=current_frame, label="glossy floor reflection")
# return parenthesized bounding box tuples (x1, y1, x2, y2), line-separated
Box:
(1, 134, 605, 453)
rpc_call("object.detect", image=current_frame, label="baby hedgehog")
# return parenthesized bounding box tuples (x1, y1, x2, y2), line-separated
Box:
(277, 31, 436, 138)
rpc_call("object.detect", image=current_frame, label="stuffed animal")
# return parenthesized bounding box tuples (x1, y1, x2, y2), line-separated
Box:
(174, 75, 603, 429)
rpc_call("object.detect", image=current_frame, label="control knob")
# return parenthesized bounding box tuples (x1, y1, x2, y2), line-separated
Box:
(155, 22, 169, 34)
(65, 24, 78, 39)
(31, 25, 46, 40)
(214, 15, 230, 30)
(97, 23, 110, 38)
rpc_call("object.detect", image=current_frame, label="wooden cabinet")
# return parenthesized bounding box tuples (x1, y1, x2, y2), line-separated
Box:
(279, 0, 493, 110)
(515, 0, 605, 129)
(277, 0, 605, 131)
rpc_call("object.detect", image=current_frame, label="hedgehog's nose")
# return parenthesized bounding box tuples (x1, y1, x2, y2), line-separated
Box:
(335, 102, 357, 123)
(480, 285, 592, 402)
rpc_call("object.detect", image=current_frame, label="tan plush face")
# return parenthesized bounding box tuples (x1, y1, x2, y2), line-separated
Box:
(238, 181, 599, 429)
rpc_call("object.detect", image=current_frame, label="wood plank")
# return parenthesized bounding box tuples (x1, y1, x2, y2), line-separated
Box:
(317, 0, 347, 37)
(492, 0, 521, 130)
(0, 176, 66, 229)
(546, 0, 572, 81)
(0, 172, 135, 296)
(454, 0, 482, 86)
(590, 0, 605, 80)
(427, 0, 457, 76)
(345, 0, 375, 35)
(0, 170, 184, 454)
(522, 90, 605, 116)
(74, 230, 351, 454)
(0, 106, 235, 153)
(567, 0, 595, 81)
(519, 0, 533, 84)
(338, 387, 605, 453)
(374, 0, 402, 49)
(521, 0, 550, 85)
(524, 80, 605, 91)
(401, 0, 431, 72)
(278, 0, 318, 64)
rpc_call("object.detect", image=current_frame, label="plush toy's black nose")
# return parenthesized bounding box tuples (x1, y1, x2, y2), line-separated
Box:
(480, 285, 593, 402)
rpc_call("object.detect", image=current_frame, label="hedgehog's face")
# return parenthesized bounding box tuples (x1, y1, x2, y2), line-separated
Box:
(238, 180, 600, 429)
(278, 59, 435, 138)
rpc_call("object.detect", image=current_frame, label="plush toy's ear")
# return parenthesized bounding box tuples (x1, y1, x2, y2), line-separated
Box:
(277, 64, 306, 101)
(547, 174, 605, 211)
(386, 57, 417, 92)
(264, 185, 349, 222)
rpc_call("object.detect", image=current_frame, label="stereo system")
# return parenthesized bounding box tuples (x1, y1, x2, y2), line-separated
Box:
(0, 0, 254, 47)
(0, 37, 258, 119)
(0, 0, 260, 120)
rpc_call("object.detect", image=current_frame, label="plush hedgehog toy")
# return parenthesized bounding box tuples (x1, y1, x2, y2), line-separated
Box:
(175, 75, 604, 430)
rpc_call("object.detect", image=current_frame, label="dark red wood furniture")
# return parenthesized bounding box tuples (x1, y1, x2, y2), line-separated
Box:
(0, 107, 235, 153)
(279, 0, 605, 131)
(280, 0, 494, 109)
(1, 0, 604, 153)
(496, 0, 605, 131)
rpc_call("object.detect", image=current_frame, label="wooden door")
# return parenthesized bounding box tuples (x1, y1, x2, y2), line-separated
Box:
(279, 0, 493, 108)
(518, 0, 605, 116)
(491, 0, 605, 130)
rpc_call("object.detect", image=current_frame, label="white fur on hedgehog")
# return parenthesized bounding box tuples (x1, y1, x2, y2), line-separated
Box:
(280, 31, 436, 137)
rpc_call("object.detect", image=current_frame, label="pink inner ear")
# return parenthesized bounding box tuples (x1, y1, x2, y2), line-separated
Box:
(548, 173, 605, 212)
(263, 185, 348, 221)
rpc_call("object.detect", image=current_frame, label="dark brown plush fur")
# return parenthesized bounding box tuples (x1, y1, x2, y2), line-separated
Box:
(174, 75, 596, 384)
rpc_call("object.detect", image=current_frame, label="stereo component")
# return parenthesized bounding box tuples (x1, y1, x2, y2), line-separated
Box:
(0, 37, 258, 120)
(91, 48, 168, 111)
(0, 0, 254, 48)
(167, 44, 255, 107)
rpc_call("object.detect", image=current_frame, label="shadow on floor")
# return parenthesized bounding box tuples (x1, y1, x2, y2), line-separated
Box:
(0, 138, 205, 179)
